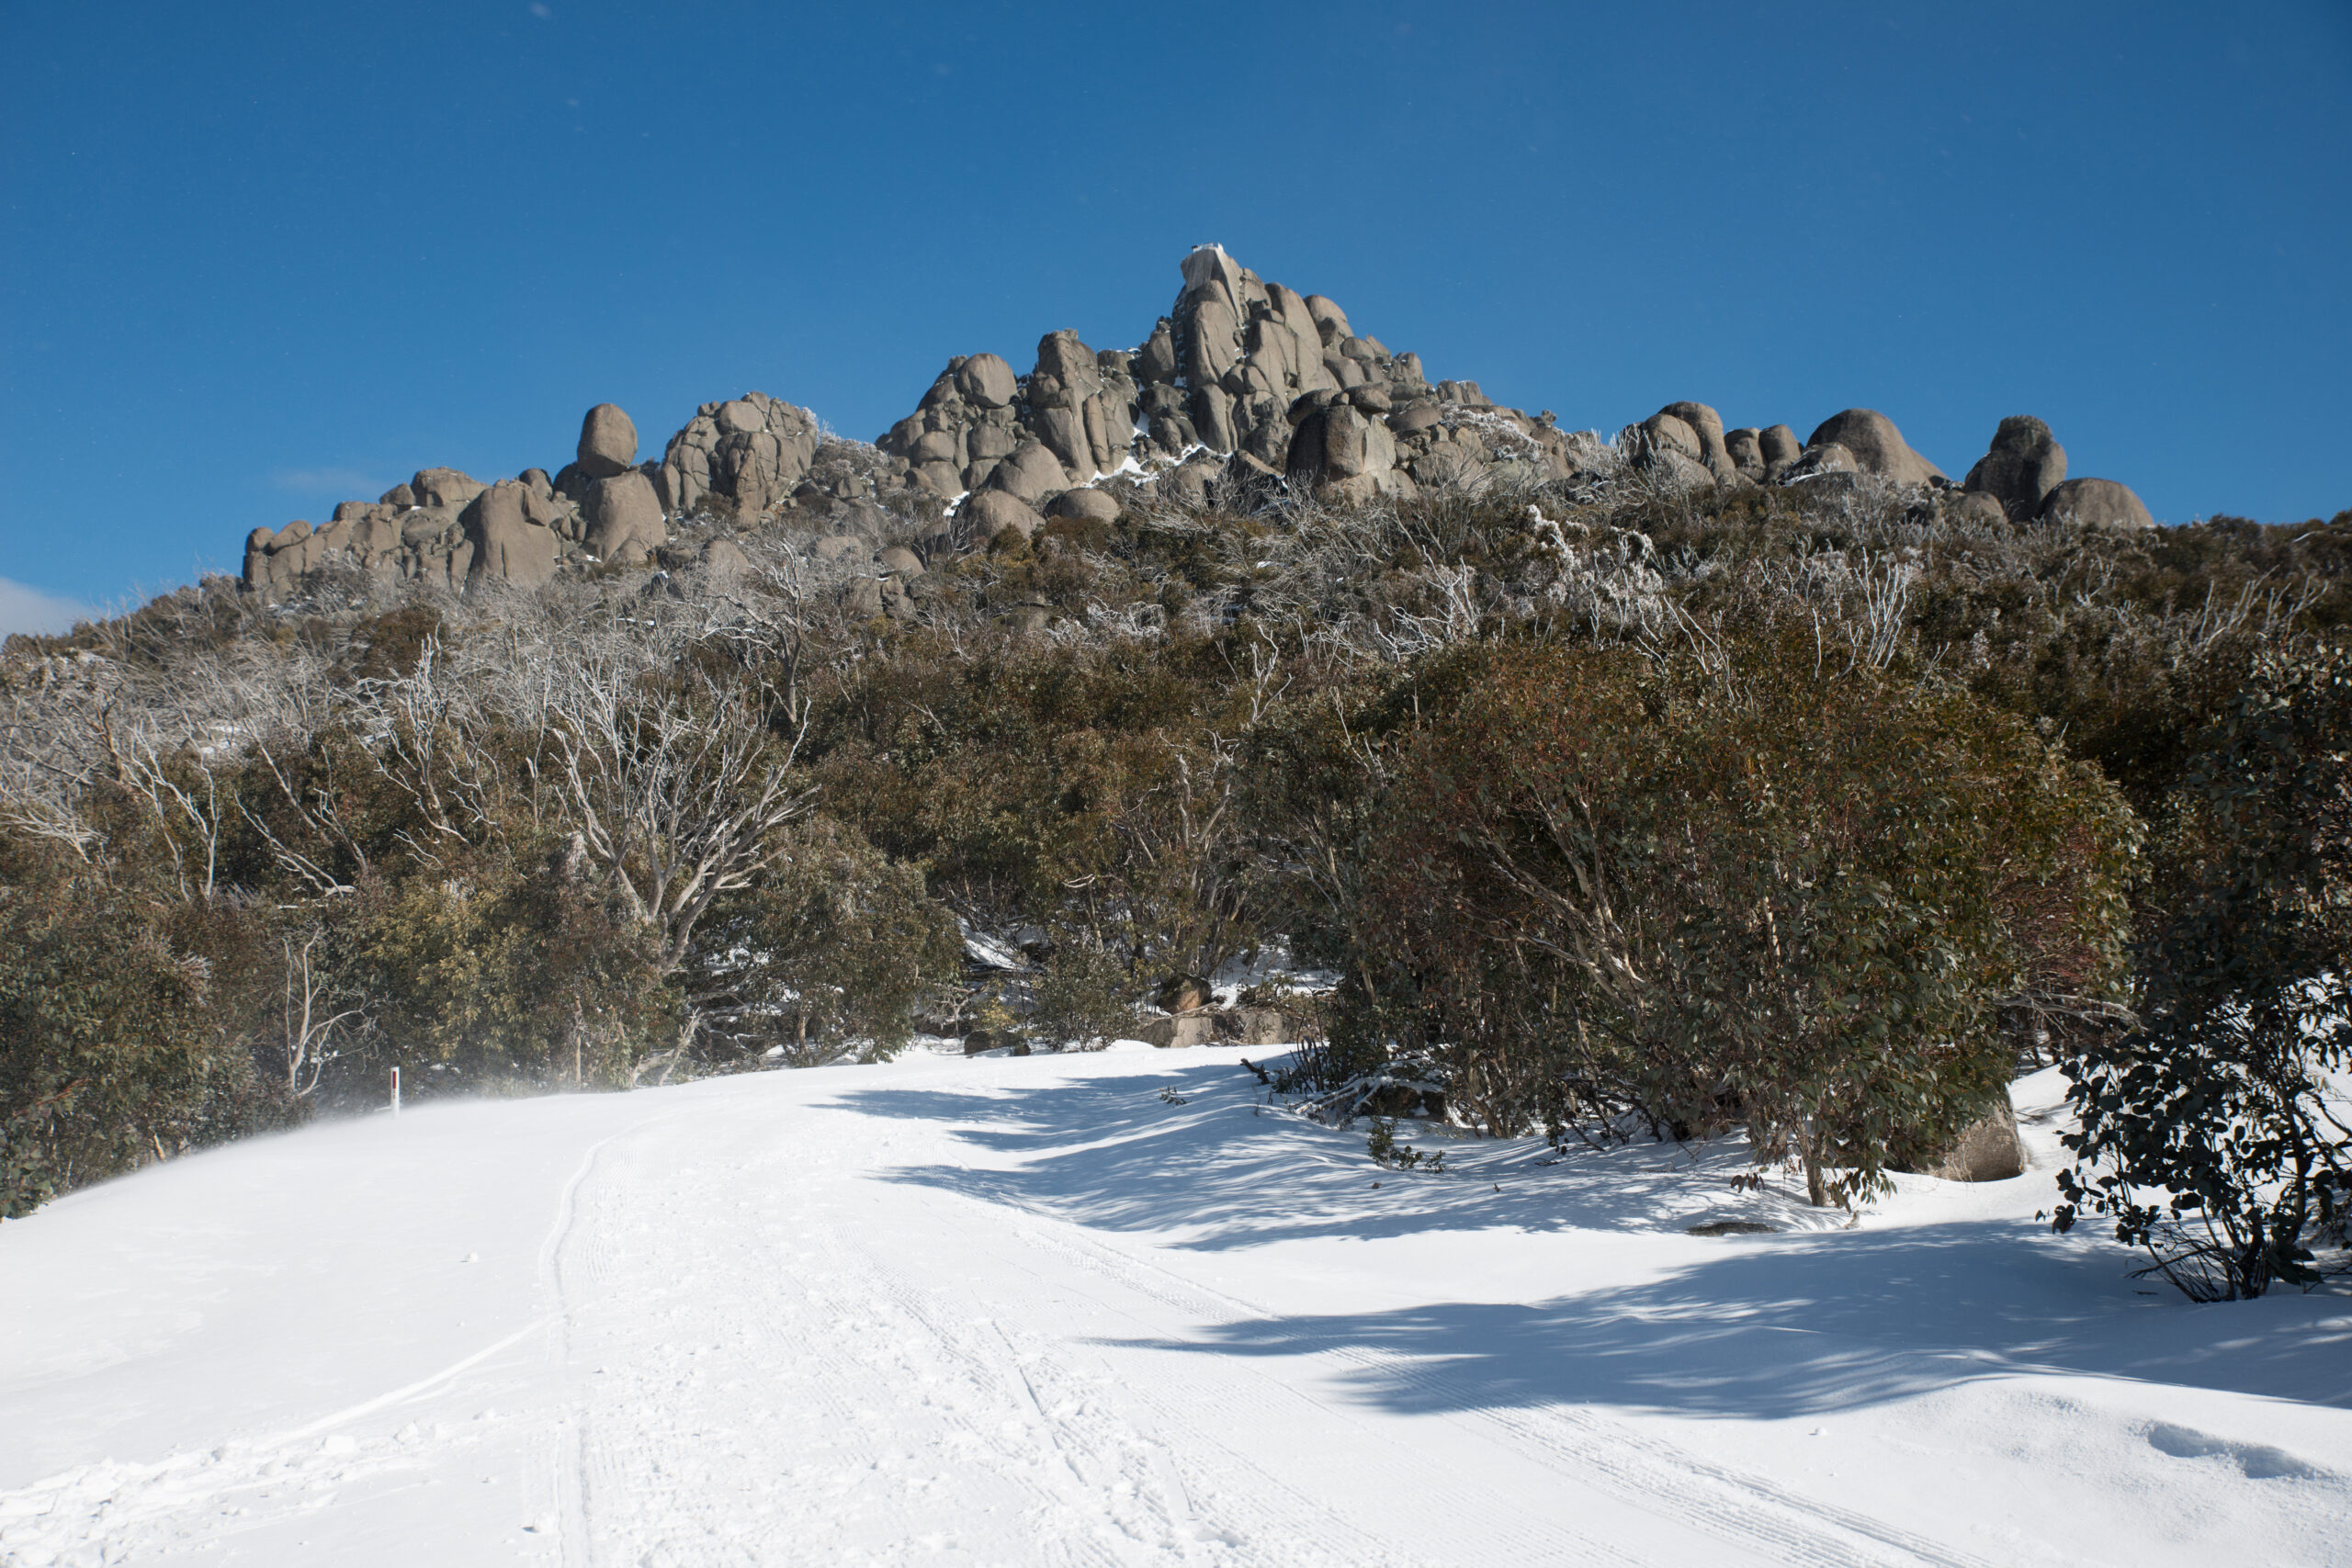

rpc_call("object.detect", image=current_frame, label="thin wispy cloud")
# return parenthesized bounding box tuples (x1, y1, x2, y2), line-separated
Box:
(271, 467, 382, 496)
(0, 577, 95, 637)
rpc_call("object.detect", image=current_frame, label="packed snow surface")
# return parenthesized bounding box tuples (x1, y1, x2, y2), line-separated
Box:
(3, 1049, 2348, 1566)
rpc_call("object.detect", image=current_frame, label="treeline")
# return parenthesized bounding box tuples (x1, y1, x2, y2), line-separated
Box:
(3, 463, 2345, 1290)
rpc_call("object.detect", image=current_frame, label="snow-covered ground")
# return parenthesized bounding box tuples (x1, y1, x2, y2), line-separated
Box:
(2, 1050, 2347, 1567)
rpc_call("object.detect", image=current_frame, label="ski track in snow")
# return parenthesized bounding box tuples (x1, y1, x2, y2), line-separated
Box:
(2, 1049, 2349, 1566)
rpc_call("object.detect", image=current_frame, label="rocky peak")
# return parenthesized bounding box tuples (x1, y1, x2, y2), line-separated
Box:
(232, 246, 2161, 604)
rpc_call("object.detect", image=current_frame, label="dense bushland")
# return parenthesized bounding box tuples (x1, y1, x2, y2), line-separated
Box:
(3, 460, 2345, 1265)
(1329, 634, 2136, 1205)
(2056, 643, 2350, 1296)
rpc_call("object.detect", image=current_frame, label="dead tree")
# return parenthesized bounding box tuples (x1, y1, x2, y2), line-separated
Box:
(545, 644, 817, 1078)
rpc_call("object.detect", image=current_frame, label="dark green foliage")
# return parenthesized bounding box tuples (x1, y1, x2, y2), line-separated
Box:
(340, 847, 675, 1092)
(1344, 631, 2137, 1204)
(1028, 928, 1140, 1049)
(808, 630, 1268, 980)
(0, 844, 280, 1215)
(684, 813, 961, 1067)
(1366, 1118, 1446, 1172)
(2056, 644, 2352, 1298)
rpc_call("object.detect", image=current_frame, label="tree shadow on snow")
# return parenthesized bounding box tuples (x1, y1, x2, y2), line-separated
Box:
(841, 1066, 1854, 1247)
(1100, 1226, 2352, 1419)
(827, 1064, 2352, 1417)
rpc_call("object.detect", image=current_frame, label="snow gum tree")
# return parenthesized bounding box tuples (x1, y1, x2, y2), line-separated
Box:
(1357, 630, 2138, 1204)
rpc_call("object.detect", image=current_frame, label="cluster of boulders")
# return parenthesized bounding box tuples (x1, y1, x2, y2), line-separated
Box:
(873, 244, 1589, 530)
(1627, 400, 2153, 528)
(1963, 415, 2154, 528)
(650, 392, 823, 518)
(245, 463, 566, 596)
(242, 387, 895, 599)
(242, 403, 674, 596)
(238, 243, 2161, 601)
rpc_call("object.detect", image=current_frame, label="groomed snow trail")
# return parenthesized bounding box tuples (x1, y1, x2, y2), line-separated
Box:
(4, 1049, 2349, 1566)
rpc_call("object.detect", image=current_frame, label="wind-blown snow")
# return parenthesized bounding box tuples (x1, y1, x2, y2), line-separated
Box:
(2, 1055, 2346, 1565)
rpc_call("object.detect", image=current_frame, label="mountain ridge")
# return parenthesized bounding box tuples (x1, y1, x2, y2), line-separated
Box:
(233, 245, 2154, 603)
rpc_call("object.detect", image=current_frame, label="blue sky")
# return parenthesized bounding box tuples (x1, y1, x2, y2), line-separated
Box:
(4, 2, 2347, 626)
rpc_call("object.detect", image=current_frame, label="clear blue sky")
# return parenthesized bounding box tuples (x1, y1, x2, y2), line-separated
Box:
(4, 2, 2347, 626)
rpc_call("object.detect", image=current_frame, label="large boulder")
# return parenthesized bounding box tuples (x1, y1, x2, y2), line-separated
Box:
(1631, 413, 1716, 490)
(1636, 412, 1705, 472)
(243, 527, 287, 592)
(1963, 416, 2068, 521)
(1134, 1006, 1295, 1048)
(1389, 401, 1442, 436)
(1134, 319, 1179, 384)
(964, 490, 1045, 543)
(400, 505, 463, 549)
(695, 537, 750, 583)
(463, 480, 559, 589)
(1803, 410, 1944, 487)
(1305, 295, 1351, 344)
(584, 471, 666, 564)
(1758, 424, 1804, 482)
(2037, 477, 2153, 529)
(1155, 974, 1214, 1012)
(1656, 400, 1738, 484)
(1046, 487, 1120, 525)
(576, 403, 639, 480)
(1639, 412, 1702, 463)
(956, 353, 1018, 410)
(1155, 459, 1217, 511)
(1136, 1012, 1224, 1049)
(1287, 402, 1396, 485)
(1950, 490, 2008, 527)
(411, 467, 486, 509)
(1786, 442, 1860, 479)
(985, 441, 1070, 505)
(1724, 427, 1765, 480)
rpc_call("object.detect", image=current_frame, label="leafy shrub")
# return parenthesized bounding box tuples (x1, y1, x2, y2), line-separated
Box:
(1028, 929, 1138, 1049)
(1359, 629, 2138, 1204)
(2056, 643, 2352, 1297)
(685, 812, 961, 1067)
(343, 845, 674, 1091)
(5, 440, 2343, 1222)
(0, 844, 280, 1215)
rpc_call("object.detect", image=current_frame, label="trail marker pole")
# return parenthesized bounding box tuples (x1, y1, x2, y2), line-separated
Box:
(390, 1066, 401, 1118)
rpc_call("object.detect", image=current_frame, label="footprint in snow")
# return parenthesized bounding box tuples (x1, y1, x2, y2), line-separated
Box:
(2146, 1422, 2329, 1481)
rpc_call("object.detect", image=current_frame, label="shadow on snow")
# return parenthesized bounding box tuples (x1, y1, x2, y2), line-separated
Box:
(825, 1057, 2352, 1419)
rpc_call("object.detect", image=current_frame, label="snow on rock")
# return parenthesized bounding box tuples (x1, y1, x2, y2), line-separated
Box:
(957, 917, 1027, 974)
(2, 1053, 2348, 1565)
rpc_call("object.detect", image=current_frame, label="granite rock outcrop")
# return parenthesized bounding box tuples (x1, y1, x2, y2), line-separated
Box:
(236, 246, 2162, 602)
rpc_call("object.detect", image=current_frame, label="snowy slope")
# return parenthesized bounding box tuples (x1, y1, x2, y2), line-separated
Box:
(2, 1050, 2347, 1567)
